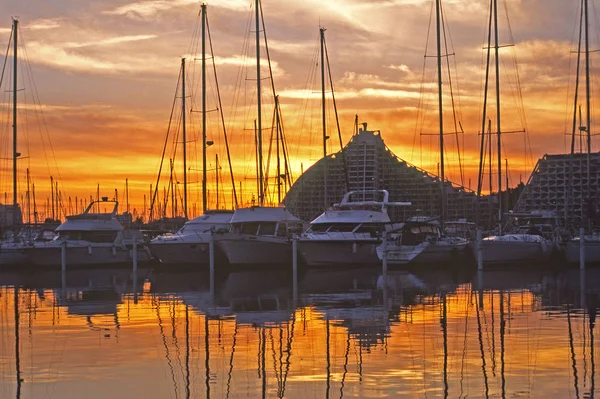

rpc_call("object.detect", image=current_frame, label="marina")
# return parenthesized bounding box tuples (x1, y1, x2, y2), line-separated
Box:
(1, 0, 600, 397)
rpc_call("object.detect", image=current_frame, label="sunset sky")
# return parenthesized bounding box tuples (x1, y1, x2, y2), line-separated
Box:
(0, 0, 597, 221)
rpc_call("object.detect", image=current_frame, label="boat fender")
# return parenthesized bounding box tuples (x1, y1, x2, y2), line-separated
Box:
(112, 246, 116, 256)
(88, 245, 92, 256)
(352, 242, 357, 253)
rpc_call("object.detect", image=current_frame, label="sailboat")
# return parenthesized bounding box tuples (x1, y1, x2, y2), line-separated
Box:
(216, 0, 304, 266)
(564, 0, 600, 265)
(377, 0, 469, 266)
(148, 4, 238, 265)
(0, 19, 31, 266)
(476, 0, 553, 265)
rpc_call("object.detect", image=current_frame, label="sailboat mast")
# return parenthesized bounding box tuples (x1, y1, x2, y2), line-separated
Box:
(476, 0, 493, 228)
(275, 96, 281, 203)
(182, 58, 188, 220)
(32, 183, 37, 224)
(493, 0, 502, 235)
(202, 4, 208, 213)
(126, 178, 129, 214)
(255, 0, 264, 206)
(26, 169, 30, 227)
(568, 2, 584, 225)
(584, 0, 591, 198)
(321, 27, 328, 210)
(435, 0, 446, 229)
(12, 19, 18, 229)
(216, 154, 219, 209)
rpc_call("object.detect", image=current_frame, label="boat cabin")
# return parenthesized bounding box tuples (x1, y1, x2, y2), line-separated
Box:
(400, 221, 442, 245)
(308, 222, 382, 237)
(228, 206, 303, 238)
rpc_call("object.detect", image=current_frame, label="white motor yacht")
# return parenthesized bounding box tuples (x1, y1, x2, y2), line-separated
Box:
(298, 190, 410, 266)
(216, 206, 303, 265)
(148, 210, 233, 264)
(377, 217, 469, 266)
(26, 197, 152, 267)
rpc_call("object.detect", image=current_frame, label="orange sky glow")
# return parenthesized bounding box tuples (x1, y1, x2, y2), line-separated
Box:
(0, 0, 598, 221)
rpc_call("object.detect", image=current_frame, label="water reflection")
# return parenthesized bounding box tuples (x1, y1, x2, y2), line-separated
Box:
(1, 265, 600, 398)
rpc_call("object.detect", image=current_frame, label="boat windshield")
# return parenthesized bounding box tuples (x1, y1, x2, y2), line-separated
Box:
(336, 204, 382, 212)
(58, 230, 118, 243)
(310, 223, 356, 233)
(258, 222, 277, 236)
(178, 223, 229, 234)
(401, 223, 440, 245)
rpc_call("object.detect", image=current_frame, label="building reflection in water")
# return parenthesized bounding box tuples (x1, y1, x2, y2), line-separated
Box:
(1, 265, 600, 398)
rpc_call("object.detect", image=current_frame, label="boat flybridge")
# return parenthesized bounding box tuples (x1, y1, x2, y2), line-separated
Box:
(298, 190, 411, 266)
(148, 210, 234, 264)
(26, 197, 152, 267)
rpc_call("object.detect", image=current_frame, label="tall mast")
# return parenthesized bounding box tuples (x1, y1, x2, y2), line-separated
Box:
(493, 0, 502, 235)
(50, 176, 54, 220)
(476, 0, 493, 228)
(26, 169, 30, 227)
(584, 0, 591, 202)
(275, 96, 281, 203)
(435, 0, 446, 229)
(126, 178, 129, 213)
(32, 183, 37, 224)
(12, 19, 18, 229)
(568, 0, 584, 225)
(255, 0, 264, 206)
(182, 58, 188, 220)
(201, 3, 208, 213)
(321, 27, 328, 210)
(205, 14, 238, 208)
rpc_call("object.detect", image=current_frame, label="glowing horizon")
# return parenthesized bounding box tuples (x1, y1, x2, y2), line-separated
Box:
(0, 0, 596, 222)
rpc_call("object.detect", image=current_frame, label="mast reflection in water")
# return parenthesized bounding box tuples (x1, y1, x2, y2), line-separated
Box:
(1, 266, 600, 398)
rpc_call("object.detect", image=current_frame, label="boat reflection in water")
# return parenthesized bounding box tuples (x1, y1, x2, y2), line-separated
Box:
(2, 263, 600, 398)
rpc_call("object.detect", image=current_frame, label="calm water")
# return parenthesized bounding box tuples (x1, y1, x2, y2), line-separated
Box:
(0, 264, 598, 398)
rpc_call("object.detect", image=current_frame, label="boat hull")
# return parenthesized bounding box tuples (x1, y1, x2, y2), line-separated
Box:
(565, 240, 600, 264)
(217, 235, 292, 265)
(377, 243, 428, 265)
(148, 241, 213, 264)
(412, 242, 470, 264)
(298, 240, 380, 266)
(0, 246, 29, 266)
(480, 241, 551, 265)
(26, 244, 152, 267)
